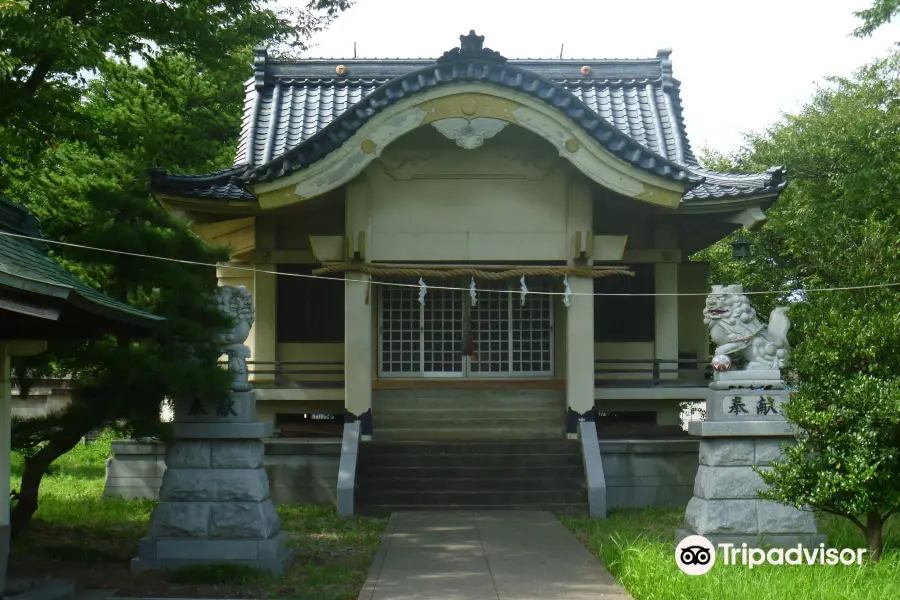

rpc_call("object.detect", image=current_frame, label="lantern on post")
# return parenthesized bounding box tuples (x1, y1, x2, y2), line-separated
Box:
(731, 234, 751, 259)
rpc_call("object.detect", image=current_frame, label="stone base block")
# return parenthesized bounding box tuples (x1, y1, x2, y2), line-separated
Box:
(159, 466, 271, 503)
(675, 528, 828, 549)
(131, 531, 293, 574)
(172, 421, 273, 439)
(689, 420, 795, 437)
(149, 499, 281, 538)
(710, 371, 785, 390)
(694, 464, 770, 499)
(699, 437, 787, 467)
(682, 496, 821, 549)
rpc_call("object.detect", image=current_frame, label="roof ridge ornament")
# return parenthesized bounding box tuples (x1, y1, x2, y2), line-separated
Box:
(254, 46, 268, 89)
(437, 30, 507, 64)
(656, 48, 676, 90)
(765, 166, 786, 186)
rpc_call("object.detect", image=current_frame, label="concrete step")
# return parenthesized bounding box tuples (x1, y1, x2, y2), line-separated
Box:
(372, 408, 565, 430)
(358, 489, 588, 506)
(375, 406, 564, 417)
(355, 439, 586, 512)
(358, 476, 585, 492)
(70, 591, 118, 600)
(359, 452, 582, 468)
(374, 415, 564, 429)
(356, 504, 590, 517)
(374, 390, 564, 410)
(362, 440, 580, 454)
(357, 465, 585, 478)
(374, 426, 565, 441)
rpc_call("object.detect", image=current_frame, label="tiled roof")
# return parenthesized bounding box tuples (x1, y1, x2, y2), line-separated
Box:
(149, 165, 254, 200)
(684, 167, 788, 201)
(151, 32, 785, 205)
(0, 197, 165, 329)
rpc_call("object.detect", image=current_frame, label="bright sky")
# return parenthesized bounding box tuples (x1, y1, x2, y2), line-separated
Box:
(304, 0, 900, 156)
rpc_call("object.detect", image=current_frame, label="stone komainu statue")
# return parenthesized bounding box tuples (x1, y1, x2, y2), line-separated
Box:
(214, 285, 254, 392)
(703, 284, 790, 371)
(214, 285, 254, 345)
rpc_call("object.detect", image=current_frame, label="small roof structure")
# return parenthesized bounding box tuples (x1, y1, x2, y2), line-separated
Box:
(149, 31, 787, 206)
(0, 197, 164, 593)
(0, 197, 165, 338)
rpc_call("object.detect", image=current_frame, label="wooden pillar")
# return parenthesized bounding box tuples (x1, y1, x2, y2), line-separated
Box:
(565, 276, 595, 437)
(251, 264, 277, 385)
(1, 340, 46, 592)
(345, 178, 372, 436)
(344, 274, 372, 436)
(0, 343, 11, 590)
(565, 177, 595, 436)
(653, 220, 679, 379)
(654, 263, 679, 378)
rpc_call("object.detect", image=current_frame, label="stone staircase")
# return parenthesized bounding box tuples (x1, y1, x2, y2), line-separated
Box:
(371, 388, 566, 441)
(355, 440, 587, 514)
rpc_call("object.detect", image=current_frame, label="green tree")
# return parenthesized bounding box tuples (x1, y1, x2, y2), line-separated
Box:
(696, 53, 900, 560)
(853, 0, 900, 37)
(2, 52, 241, 534)
(0, 0, 350, 156)
(2, 46, 313, 535)
(1, 0, 352, 537)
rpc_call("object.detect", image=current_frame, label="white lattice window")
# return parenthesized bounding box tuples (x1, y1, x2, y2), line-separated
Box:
(423, 287, 464, 375)
(512, 278, 553, 373)
(469, 280, 511, 374)
(378, 277, 554, 377)
(379, 280, 421, 374)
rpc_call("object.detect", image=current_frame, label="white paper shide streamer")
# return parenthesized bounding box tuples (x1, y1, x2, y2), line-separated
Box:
(470, 277, 477, 306)
(519, 276, 528, 307)
(418, 277, 427, 306)
(563, 274, 572, 308)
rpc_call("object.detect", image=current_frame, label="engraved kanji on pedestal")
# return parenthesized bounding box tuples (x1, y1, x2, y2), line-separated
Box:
(132, 285, 292, 573)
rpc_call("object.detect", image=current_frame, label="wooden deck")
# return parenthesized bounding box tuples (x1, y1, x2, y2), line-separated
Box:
(248, 358, 711, 400)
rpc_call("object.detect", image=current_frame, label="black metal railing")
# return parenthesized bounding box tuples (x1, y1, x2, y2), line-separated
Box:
(240, 361, 345, 388)
(594, 357, 712, 387)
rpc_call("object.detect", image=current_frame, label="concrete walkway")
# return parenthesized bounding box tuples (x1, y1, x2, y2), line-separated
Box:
(358, 511, 632, 600)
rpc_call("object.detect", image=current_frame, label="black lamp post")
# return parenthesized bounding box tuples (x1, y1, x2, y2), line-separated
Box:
(731, 234, 751, 259)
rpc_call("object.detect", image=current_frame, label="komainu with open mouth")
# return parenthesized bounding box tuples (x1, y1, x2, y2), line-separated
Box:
(703, 284, 790, 371)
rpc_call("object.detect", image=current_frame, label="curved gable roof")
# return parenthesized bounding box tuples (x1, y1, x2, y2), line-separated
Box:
(151, 32, 786, 205)
(235, 47, 696, 170)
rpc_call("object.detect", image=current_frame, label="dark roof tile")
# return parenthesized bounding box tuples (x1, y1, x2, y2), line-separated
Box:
(0, 197, 164, 329)
(154, 34, 782, 204)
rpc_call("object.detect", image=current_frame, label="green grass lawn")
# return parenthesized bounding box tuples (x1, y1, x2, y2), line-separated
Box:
(11, 430, 900, 599)
(562, 508, 900, 600)
(9, 430, 388, 599)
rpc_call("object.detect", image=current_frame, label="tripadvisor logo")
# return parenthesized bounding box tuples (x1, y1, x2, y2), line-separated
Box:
(675, 536, 867, 575)
(676, 535, 716, 575)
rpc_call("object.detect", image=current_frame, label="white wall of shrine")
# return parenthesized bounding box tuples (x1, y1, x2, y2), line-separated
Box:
(362, 146, 571, 262)
(202, 124, 716, 427)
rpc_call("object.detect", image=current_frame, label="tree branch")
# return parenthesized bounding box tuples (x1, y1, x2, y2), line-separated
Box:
(815, 505, 866, 531)
(0, 55, 57, 129)
(20, 56, 56, 100)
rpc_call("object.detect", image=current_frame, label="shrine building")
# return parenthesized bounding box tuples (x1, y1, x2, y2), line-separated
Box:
(142, 32, 786, 512)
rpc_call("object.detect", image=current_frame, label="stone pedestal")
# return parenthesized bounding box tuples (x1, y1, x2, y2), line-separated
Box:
(132, 286, 292, 573)
(132, 392, 291, 573)
(676, 373, 825, 548)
